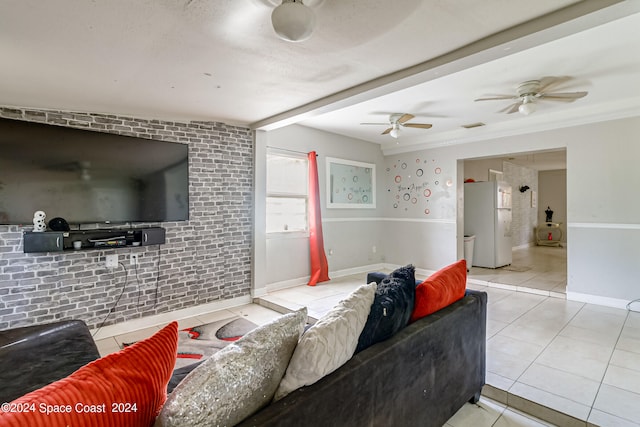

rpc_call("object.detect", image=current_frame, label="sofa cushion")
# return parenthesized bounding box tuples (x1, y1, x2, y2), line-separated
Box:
(410, 259, 467, 322)
(355, 264, 415, 353)
(0, 320, 101, 404)
(156, 308, 307, 427)
(0, 321, 178, 427)
(274, 282, 377, 400)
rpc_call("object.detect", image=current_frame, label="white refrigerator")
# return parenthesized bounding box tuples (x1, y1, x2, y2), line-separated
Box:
(464, 181, 512, 268)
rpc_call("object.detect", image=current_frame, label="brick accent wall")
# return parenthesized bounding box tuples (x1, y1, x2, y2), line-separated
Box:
(0, 107, 254, 330)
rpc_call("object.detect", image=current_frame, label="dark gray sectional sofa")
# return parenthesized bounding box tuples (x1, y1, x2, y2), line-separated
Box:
(1, 288, 487, 427)
(238, 289, 487, 427)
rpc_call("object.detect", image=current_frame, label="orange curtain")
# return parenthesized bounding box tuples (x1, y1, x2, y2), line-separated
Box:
(307, 151, 330, 286)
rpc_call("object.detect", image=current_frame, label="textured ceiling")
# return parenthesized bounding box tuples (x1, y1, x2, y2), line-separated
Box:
(0, 0, 638, 158)
(0, 0, 591, 124)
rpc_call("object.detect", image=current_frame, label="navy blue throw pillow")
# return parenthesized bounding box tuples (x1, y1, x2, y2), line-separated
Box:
(355, 265, 416, 353)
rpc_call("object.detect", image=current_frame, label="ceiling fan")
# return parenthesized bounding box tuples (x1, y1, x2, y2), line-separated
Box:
(360, 113, 432, 138)
(474, 76, 588, 115)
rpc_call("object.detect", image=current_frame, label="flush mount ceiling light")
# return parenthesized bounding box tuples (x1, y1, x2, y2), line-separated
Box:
(271, 0, 316, 42)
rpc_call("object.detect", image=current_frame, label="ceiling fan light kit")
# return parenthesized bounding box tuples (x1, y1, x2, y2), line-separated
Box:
(474, 77, 588, 116)
(518, 96, 536, 115)
(272, 0, 316, 42)
(360, 113, 432, 139)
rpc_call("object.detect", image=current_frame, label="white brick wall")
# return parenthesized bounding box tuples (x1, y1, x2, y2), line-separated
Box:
(0, 107, 254, 330)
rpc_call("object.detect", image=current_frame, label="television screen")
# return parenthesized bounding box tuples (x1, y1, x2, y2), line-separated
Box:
(0, 117, 189, 225)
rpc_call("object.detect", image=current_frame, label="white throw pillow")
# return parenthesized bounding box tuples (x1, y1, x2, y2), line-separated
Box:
(155, 308, 307, 427)
(274, 282, 377, 400)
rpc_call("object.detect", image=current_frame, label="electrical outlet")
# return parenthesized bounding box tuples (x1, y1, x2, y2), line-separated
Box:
(105, 254, 118, 268)
(130, 253, 139, 266)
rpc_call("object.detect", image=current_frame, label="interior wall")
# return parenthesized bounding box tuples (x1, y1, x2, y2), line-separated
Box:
(0, 107, 254, 330)
(463, 158, 505, 182)
(538, 169, 567, 243)
(380, 150, 459, 269)
(503, 161, 538, 247)
(258, 115, 640, 307)
(435, 115, 640, 306)
(565, 116, 640, 304)
(254, 125, 385, 292)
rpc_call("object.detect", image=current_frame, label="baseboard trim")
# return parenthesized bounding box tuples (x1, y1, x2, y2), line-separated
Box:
(566, 291, 631, 310)
(264, 263, 388, 293)
(91, 294, 253, 340)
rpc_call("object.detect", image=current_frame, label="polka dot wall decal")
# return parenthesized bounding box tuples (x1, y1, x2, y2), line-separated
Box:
(395, 175, 402, 183)
(424, 189, 432, 197)
(416, 168, 423, 177)
(353, 176, 358, 182)
(416, 158, 420, 163)
(401, 162, 407, 169)
(446, 179, 453, 187)
(386, 167, 390, 172)
(424, 208, 430, 215)
(435, 181, 439, 185)
(403, 193, 410, 201)
(348, 193, 353, 200)
(435, 167, 441, 174)
(362, 195, 369, 202)
(394, 203, 398, 208)
(411, 198, 417, 204)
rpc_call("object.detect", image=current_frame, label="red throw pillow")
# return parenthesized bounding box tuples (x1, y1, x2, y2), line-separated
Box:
(0, 321, 178, 427)
(410, 260, 467, 323)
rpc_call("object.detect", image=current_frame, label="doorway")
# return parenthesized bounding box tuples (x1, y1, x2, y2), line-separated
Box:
(462, 150, 567, 295)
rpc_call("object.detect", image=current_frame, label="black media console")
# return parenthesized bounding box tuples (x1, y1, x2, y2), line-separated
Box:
(23, 227, 165, 253)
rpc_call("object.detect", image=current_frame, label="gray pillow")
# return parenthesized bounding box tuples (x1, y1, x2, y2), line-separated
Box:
(155, 308, 307, 427)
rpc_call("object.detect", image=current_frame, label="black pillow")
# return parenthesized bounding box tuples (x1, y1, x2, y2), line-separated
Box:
(355, 265, 416, 353)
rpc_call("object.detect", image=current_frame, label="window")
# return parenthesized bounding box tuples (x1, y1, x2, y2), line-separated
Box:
(266, 150, 308, 234)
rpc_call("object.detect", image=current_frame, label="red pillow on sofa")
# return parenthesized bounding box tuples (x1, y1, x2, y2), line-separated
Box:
(0, 321, 178, 427)
(410, 260, 467, 323)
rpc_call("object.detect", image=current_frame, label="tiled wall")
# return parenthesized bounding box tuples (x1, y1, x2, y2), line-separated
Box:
(503, 161, 538, 247)
(0, 107, 254, 330)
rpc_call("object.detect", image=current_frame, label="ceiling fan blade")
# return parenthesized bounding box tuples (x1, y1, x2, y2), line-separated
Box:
(475, 95, 517, 102)
(538, 76, 572, 93)
(402, 123, 432, 129)
(397, 113, 414, 124)
(499, 102, 521, 114)
(538, 91, 588, 101)
(381, 128, 392, 135)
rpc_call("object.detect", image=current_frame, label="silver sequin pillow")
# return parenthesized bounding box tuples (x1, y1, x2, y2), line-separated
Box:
(155, 308, 307, 427)
(273, 282, 377, 400)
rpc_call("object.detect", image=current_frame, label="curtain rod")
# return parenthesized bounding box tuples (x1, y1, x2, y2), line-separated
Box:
(266, 146, 318, 157)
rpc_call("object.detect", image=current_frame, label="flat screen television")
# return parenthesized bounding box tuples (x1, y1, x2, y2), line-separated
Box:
(0, 117, 189, 225)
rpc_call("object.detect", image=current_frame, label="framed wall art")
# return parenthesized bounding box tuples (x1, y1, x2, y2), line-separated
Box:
(326, 157, 376, 209)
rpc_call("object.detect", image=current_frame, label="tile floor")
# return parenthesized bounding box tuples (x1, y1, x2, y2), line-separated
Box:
(94, 246, 640, 426)
(468, 245, 567, 296)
